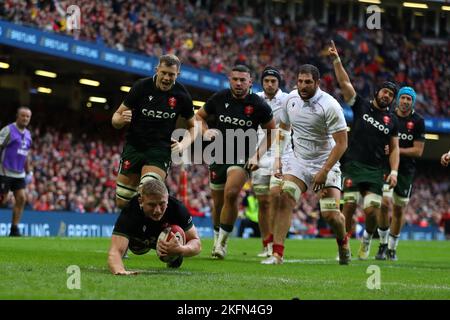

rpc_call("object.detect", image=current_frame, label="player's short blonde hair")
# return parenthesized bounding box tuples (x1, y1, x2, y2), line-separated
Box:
(140, 179, 168, 197)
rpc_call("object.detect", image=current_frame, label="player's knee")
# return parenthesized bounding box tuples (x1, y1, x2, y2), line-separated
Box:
(258, 197, 270, 211)
(224, 187, 240, 203)
(343, 191, 360, 205)
(381, 196, 391, 209)
(15, 194, 26, 206)
(281, 181, 301, 203)
(321, 210, 343, 225)
(363, 193, 382, 209)
(269, 186, 281, 199)
(393, 192, 409, 208)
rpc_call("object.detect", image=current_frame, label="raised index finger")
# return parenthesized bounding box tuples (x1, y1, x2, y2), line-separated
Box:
(330, 40, 336, 50)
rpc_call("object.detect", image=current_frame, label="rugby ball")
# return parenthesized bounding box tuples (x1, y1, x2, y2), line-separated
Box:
(157, 225, 186, 262)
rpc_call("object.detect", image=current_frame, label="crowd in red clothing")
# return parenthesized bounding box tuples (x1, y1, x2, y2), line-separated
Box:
(2, 0, 448, 117)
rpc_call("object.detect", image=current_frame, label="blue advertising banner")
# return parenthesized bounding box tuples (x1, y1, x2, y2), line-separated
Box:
(0, 20, 260, 92)
(0, 209, 213, 238)
(0, 209, 444, 240)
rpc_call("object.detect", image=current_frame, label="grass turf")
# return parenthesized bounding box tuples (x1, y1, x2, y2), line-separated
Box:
(0, 237, 449, 300)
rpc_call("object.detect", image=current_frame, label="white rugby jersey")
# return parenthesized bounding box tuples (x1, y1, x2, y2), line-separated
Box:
(279, 88, 347, 162)
(256, 89, 292, 157)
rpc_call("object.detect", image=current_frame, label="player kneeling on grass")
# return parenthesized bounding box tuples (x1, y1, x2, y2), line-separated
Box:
(108, 179, 201, 275)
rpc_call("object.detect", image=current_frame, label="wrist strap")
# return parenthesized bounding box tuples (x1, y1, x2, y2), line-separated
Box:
(390, 170, 398, 176)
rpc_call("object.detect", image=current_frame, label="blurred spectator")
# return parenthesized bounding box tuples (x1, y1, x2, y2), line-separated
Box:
(237, 189, 260, 238)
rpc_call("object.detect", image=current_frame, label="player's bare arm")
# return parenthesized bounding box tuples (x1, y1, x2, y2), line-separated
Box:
(387, 136, 400, 188)
(329, 40, 356, 104)
(112, 104, 132, 129)
(108, 234, 138, 275)
(400, 140, 425, 158)
(312, 129, 348, 192)
(273, 121, 291, 176)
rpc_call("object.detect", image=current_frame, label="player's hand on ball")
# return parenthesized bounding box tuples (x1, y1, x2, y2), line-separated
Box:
(157, 232, 182, 257)
(121, 110, 132, 125)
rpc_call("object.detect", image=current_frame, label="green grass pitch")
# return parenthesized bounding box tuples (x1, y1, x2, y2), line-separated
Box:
(1, 237, 449, 300)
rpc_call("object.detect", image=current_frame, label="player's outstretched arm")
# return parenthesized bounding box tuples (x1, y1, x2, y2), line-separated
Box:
(108, 235, 137, 275)
(112, 104, 132, 129)
(400, 140, 425, 158)
(328, 40, 356, 104)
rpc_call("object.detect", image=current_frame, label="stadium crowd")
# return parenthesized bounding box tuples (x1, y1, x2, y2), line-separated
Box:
(1, 0, 448, 117)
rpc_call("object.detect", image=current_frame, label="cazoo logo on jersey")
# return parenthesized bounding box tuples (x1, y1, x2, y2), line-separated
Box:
(363, 114, 390, 134)
(398, 132, 413, 141)
(219, 115, 253, 127)
(142, 109, 177, 119)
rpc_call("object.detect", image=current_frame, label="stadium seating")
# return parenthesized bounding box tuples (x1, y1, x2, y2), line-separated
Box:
(1, 0, 448, 116)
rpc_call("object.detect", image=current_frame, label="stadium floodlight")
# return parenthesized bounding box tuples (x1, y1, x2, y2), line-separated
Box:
(358, 0, 381, 4)
(35, 70, 57, 78)
(193, 100, 205, 107)
(79, 78, 100, 86)
(89, 96, 107, 103)
(402, 2, 428, 9)
(424, 134, 439, 140)
(37, 87, 52, 94)
(120, 86, 131, 92)
(442, 6, 450, 11)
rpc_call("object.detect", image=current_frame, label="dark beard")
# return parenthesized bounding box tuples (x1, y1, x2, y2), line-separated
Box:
(375, 96, 390, 109)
